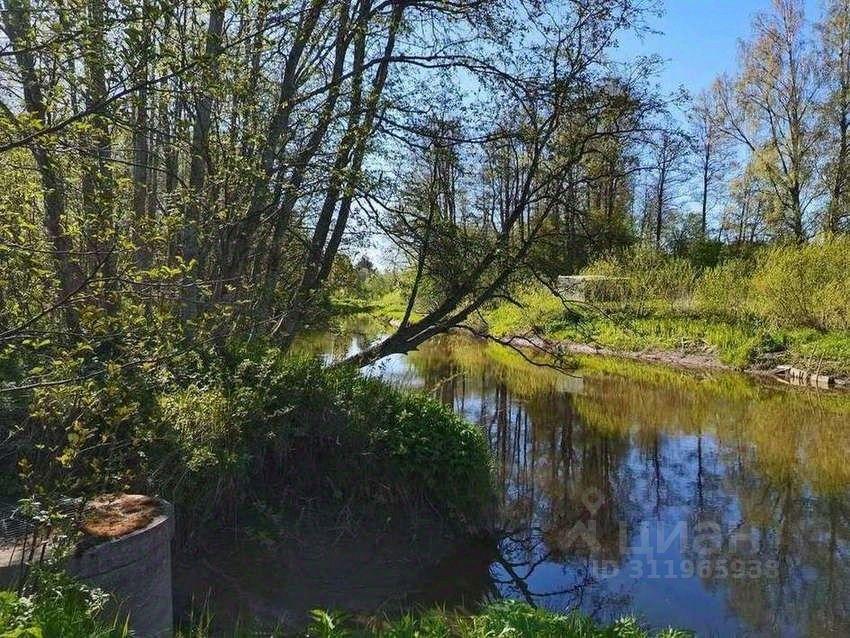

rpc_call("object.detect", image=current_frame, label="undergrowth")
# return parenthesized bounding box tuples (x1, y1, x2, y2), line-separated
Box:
(16, 345, 493, 540)
(0, 570, 129, 638)
(303, 601, 692, 638)
(1, 588, 692, 638)
(477, 239, 850, 374)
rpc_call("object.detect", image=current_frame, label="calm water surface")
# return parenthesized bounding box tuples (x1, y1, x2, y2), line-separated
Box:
(176, 333, 850, 637)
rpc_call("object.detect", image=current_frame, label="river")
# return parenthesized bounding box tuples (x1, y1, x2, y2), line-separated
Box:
(174, 332, 850, 637)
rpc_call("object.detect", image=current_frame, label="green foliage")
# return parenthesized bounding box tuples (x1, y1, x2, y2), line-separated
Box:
(0, 571, 129, 638)
(677, 238, 726, 269)
(478, 239, 850, 373)
(693, 258, 754, 319)
(578, 238, 850, 332)
(581, 245, 697, 313)
(22, 346, 493, 533)
(371, 289, 413, 323)
(24, 363, 159, 498)
(484, 286, 566, 337)
(748, 236, 850, 330)
(303, 601, 693, 637)
(693, 236, 850, 330)
(355, 384, 493, 521)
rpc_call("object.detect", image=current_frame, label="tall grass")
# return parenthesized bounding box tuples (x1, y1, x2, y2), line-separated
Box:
(582, 237, 850, 331)
(304, 600, 692, 637)
(581, 244, 696, 314)
(747, 237, 850, 330)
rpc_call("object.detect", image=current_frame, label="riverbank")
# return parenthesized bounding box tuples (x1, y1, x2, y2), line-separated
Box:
(350, 238, 850, 387)
(473, 283, 850, 388)
(352, 295, 850, 387)
(491, 330, 850, 388)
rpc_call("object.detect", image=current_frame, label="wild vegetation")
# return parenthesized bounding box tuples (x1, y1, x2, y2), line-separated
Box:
(0, 570, 130, 638)
(473, 238, 850, 373)
(11, 348, 493, 533)
(0, 583, 690, 638)
(0, 0, 848, 634)
(301, 602, 692, 637)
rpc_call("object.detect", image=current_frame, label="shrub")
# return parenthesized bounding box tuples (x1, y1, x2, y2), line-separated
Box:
(23, 347, 494, 536)
(155, 386, 250, 524)
(582, 245, 696, 312)
(749, 236, 850, 330)
(582, 237, 850, 333)
(0, 570, 129, 638)
(24, 363, 160, 499)
(682, 238, 725, 269)
(694, 258, 753, 321)
(353, 382, 493, 522)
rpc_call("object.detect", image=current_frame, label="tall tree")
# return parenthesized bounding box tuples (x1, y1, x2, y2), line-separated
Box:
(689, 89, 735, 237)
(818, 0, 850, 232)
(645, 127, 689, 247)
(715, 0, 822, 241)
(0, 0, 661, 367)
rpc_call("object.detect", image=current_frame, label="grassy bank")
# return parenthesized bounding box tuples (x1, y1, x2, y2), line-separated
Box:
(1, 578, 690, 638)
(302, 601, 691, 637)
(481, 239, 850, 376)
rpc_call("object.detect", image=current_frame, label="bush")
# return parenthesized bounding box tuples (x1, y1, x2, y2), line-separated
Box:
(582, 238, 850, 332)
(24, 363, 160, 499)
(681, 238, 725, 269)
(156, 386, 250, 524)
(355, 384, 493, 521)
(749, 236, 850, 330)
(23, 347, 494, 536)
(582, 245, 696, 312)
(0, 570, 129, 638)
(693, 258, 753, 321)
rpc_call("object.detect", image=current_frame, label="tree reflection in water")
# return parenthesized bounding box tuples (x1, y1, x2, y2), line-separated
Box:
(400, 335, 850, 637)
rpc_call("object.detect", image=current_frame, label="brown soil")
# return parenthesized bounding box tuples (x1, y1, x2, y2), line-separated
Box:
(81, 494, 161, 539)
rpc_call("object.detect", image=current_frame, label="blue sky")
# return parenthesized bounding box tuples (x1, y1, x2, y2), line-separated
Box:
(618, 0, 822, 98)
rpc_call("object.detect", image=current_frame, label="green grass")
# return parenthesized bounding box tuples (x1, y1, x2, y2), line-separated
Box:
(3, 587, 691, 638)
(0, 571, 130, 638)
(304, 601, 692, 637)
(484, 287, 566, 337)
(370, 289, 419, 323)
(478, 284, 850, 374)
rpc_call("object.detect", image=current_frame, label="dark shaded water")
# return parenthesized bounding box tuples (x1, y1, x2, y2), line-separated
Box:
(175, 333, 850, 637)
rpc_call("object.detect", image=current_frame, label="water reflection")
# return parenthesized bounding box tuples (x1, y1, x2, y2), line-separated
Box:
(395, 336, 850, 637)
(177, 331, 849, 636)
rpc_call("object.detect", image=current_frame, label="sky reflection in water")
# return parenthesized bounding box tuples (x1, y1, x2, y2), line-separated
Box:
(344, 332, 850, 638)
